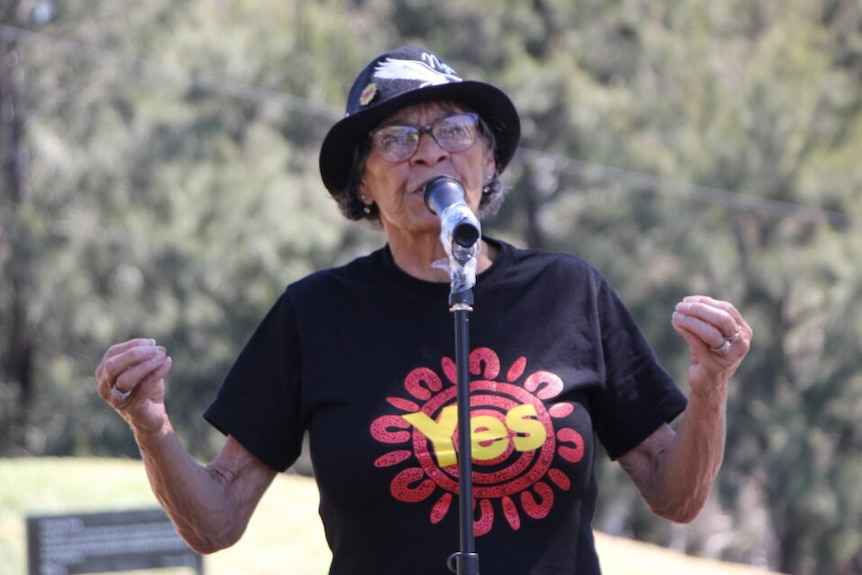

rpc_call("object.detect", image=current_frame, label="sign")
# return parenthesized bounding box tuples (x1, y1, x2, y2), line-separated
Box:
(27, 508, 203, 575)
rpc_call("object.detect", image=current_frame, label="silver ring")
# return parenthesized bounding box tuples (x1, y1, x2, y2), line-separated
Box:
(711, 338, 732, 354)
(111, 386, 132, 401)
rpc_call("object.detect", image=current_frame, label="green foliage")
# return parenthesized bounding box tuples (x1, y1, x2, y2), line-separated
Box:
(1, 1, 861, 574)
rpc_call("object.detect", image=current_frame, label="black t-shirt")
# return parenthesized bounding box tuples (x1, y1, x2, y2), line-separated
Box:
(204, 237, 687, 575)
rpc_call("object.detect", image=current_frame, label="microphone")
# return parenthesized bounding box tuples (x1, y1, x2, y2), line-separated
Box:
(423, 175, 481, 248)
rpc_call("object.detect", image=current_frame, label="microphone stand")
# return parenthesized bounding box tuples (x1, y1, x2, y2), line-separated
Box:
(443, 241, 480, 575)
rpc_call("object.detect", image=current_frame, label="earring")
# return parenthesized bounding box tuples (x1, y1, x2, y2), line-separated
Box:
(482, 174, 494, 195)
(363, 205, 371, 215)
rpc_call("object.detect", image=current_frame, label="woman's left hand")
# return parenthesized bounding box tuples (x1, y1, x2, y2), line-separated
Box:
(671, 295, 752, 394)
(619, 295, 752, 522)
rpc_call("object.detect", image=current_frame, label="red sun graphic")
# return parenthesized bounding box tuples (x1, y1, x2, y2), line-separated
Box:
(369, 347, 584, 536)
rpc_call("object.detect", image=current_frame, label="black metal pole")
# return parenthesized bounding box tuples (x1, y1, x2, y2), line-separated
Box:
(447, 288, 479, 575)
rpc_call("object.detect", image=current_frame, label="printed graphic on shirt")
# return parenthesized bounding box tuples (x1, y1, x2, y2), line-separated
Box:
(370, 347, 585, 536)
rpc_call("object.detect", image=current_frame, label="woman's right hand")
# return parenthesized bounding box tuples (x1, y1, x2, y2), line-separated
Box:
(95, 338, 172, 432)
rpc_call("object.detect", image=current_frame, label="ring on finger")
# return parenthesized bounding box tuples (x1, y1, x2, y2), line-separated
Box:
(711, 329, 741, 354)
(111, 386, 133, 401)
(711, 339, 732, 354)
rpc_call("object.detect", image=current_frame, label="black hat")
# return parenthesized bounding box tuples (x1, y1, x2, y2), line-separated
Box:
(319, 45, 521, 195)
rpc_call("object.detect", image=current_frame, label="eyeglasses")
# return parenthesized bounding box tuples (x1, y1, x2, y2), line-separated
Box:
(369, 113, 480, 163)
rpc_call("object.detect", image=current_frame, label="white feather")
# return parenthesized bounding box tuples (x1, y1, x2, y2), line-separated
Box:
(374, 58, 461, 87)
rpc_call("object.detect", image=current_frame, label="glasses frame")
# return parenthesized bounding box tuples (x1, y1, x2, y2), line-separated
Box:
(368, 113, 481, 163)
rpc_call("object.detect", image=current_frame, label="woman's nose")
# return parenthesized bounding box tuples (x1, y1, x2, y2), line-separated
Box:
(410, 131, 449, 165)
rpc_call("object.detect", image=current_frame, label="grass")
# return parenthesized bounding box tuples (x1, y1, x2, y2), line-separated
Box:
(0, 457, 781, 575)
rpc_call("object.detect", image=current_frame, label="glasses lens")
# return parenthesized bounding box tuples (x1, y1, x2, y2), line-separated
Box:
(370, 113, 480, 162)
(371, 126, 419, 162)
(432, 114, 478, 152)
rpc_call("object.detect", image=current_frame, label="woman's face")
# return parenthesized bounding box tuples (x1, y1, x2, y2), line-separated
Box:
(358, 101, 496, 241)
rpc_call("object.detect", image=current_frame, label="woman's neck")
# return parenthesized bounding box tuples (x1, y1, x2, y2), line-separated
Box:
(387, 235, 497, 282)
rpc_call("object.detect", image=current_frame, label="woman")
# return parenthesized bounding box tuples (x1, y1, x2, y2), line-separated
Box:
(96, 45, 752, 574)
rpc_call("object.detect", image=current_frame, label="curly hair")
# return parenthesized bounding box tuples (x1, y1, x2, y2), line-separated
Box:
(330, 111, 507, 226)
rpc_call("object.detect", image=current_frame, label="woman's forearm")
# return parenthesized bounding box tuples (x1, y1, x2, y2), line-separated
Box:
(655, 381, 728, 522)
(132, 417, 244, 553)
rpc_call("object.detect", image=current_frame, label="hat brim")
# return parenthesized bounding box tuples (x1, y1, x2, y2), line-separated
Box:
(319, 80, 521, 195)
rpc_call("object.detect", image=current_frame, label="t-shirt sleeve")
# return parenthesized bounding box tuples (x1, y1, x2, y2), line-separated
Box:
(203, 291, 304, 472)
(592, 279, 687, 460)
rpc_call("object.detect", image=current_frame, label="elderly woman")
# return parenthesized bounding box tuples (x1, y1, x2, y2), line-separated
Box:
(96, 46, 752, 574)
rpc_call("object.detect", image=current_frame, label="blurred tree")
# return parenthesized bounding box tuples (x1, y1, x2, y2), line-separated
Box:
(0, 0, 38, 455)
(1, 0, 861, 573)
(0, 0, 388, 458)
